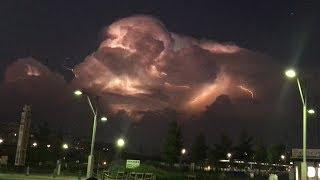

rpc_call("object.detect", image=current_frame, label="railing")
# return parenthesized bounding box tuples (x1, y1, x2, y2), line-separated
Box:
(101, 171, 156, 180)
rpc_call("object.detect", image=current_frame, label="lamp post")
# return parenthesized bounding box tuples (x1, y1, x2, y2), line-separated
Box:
(116, 138, 125, 159)
(74, 89, 107, 178)
(285, 69, 316, 180)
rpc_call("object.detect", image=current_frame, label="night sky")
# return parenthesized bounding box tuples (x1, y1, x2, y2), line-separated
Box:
(0, 0, 320, 154)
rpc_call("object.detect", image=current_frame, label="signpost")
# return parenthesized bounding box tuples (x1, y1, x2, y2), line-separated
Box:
(0, 156, 8, 165)
(126, 159, 140, 169)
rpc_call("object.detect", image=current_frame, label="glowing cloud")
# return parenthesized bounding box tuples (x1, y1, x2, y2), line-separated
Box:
(71, 15, 263, 113)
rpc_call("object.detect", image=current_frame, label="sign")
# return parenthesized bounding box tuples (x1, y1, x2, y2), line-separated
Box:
(292, 149, 320, 159)
(126, 159, 140, 169)
(0, 156, 8, 165)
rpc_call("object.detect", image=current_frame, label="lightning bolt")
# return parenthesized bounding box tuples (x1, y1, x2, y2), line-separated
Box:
(238, 85, 254, 99)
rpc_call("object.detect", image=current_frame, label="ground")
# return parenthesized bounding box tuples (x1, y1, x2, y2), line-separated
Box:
(0, 173, 82, 180)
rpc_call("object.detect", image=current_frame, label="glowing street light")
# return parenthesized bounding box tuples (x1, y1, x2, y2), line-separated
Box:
(308, 109, 315, 114)
(74, 90, 83, 96)
(0, 138, 3, 144)
(227, 153, 232, 159)
(117, 138, 125, 148)
(73, 89, 108, 178)
(285, 69, 296, 78)
(32, 142, 38, 147)
(101, 116, 108, 122)
(62, 143, 69, 149)
(181, 148, 187, 155)
(280, 154, 286, 161)
(284, 67, 315, 180)
(47, 144, 51, 148)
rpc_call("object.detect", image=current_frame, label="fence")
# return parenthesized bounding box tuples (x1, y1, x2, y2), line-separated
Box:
(102, 171, 156, 180)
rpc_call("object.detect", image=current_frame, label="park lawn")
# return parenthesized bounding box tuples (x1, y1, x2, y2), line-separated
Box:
(0, 173, 80, 180)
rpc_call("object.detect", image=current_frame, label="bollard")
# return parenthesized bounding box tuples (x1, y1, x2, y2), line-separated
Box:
(26, 166, 30, 176)
(53, 168, 57, 178)
(269, 174, 278, 180)
(56, 160, 61, 176)
(78, 170, 81, 180)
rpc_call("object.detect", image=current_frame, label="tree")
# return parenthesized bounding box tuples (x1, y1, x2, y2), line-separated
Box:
(163, 120, 183, 164)
(211, 133, 233, 161)
(191, 133, 207, 164)
(234, 131, 253, 160)
(254, 145, 267, 163)
(267, 144, 285, 163)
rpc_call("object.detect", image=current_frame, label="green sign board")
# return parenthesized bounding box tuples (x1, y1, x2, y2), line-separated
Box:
(126, 159, 140, 169)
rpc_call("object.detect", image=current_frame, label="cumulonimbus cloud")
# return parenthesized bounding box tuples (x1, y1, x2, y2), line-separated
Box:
(3, 15, 279, 116)
(72, 15, 277, 113)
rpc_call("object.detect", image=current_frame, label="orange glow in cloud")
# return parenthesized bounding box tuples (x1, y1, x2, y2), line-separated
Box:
(103, 76, 149, 96)
(26, 65, 40, 76)
(185, 72, 231, 112)
(200, 42, 240, 54)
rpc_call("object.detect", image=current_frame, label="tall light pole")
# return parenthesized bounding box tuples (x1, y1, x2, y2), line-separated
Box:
(116, 138, 125, 159)
(285, 69, 316, 180)
(74, 89, 107, 178)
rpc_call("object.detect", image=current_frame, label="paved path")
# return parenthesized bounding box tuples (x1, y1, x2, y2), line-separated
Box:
(0, 173, 83, 180)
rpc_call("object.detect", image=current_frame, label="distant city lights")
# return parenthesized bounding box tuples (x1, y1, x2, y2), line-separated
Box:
(227, 153, 232, 159)
(181, 148, 187, 155)
(62, 143, 69, 149)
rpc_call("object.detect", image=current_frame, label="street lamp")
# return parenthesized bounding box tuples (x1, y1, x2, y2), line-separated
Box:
(285, 69, 296, 78)
(227, 152, 232, 159)
(73, 89, 107, 178)
(285, 68, 314, 180)
(181, 148, 187, 155)
(308, 109, 315, 114)
(0, 138, 3, 144)
(101, 116, 108, 122)
(47, 144, 51, 148)
(32, 142, 38, 147)
(62, 143, 69, 150)
(117, 138, 125, 148)
(74, 89, 83, 96)
(280, 154, 286, 161)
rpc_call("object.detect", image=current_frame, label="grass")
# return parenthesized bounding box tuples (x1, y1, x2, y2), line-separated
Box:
(105, 161, 250, 180)
(0, 173, 80, 180)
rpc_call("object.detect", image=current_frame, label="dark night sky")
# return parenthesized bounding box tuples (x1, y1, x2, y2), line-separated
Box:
(0, 0, 320, 154)
(0, 0, 319, 74)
